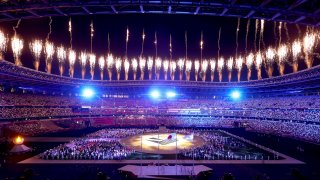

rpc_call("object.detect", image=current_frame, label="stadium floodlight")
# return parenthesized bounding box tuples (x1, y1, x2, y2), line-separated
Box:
(82, 88, 94, 98)
(150, 90, 160, 99)
(231, 90, 241, 99)
(166, 91, 176, 98)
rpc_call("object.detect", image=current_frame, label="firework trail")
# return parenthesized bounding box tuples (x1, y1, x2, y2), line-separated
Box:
(154, 32, 158, 57)
(296, 24, 301, 38)
(185, 31, 188, 60)
(125, 27, 129, 57)
(169, 34, 172, 60)
(69, 18, 72, 49)
(254, 19, 259, 52)
(245, 19, 250, 53)
(90, 20, 94, 53)
(46, 17, 52, 41)
(200, 31, 203, 62)
(13, 19, 21, 36)
(218, 27, 221, 58)
(284, 22, 290, 42)
(108, 33, 110, 54)
(259, 19, 265, 50)
(141, 29, 145, 57)
(273, 21, 278, 47)
(278, 22, 282, 47)
(236, 18, 240, 57)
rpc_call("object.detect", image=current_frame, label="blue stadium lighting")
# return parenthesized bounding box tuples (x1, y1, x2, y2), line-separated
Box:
(82, 88, 94, 98)
(166, 91, 176, 98)
(150, 90, 160, 99)
(231, 90, 241, 99)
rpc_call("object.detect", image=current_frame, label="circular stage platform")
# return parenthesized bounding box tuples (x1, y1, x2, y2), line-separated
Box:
(120, 133, 205, 154)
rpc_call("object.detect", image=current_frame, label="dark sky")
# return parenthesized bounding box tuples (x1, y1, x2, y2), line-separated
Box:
(0, 14, 317, 81)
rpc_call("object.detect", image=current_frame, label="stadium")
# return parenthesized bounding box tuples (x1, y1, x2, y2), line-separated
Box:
(0, 0, 320, 179)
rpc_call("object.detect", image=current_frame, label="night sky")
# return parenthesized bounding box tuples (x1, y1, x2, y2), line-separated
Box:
(0, 14, 318, 81)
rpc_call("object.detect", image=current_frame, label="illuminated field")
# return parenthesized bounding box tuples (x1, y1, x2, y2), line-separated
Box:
(120, 133, 206, 154)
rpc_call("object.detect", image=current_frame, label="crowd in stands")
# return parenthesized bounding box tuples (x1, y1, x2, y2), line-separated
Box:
(1, 91, 320, 143)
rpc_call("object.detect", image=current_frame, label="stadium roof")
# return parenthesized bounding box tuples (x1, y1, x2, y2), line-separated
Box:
(0, 0, 319, 26)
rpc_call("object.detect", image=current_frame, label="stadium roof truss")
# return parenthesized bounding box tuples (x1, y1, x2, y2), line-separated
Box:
(0, 0, 319, 26)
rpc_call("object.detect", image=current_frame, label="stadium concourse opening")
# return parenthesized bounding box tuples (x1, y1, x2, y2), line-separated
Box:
(1, 0, 320, 179)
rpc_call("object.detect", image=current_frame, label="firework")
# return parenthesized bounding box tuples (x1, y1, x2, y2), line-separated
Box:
(201, 60, 208, 81)
(246, 53, 254, 81)
(0, 30, 8, 59)
(227, 57, 233, 82)
(68, 49, 76, 78)
(79, 52, 87, 79)
(210, 59, 216, 81)
(194, 60, 200, 81)
(125, 27, 129, 57)
(99, 56, 105, 80)
(57, 45, 66, 76)
(177, 58, 184, 80)
(11, 36, 23, 66)
(115, 57, 122, 80)
(163, 59, 169, 80)
(170, 60, 176, 80)
(255, 52, 263, 80)
(106, 54, 114, 80)
(303, 33, 316, 68)
(292, 40, 302, 72)
(124, 58, 130, 80)
(29, 39, 42, 71)
(132, 58, 138, 80)
(217, 57, 224, 82)
(235, 56, 243, 82)
(277, 44, 288, 75)
(147, 57, 153, 80)
(265, 47, 275, 77)
(89, 53, 96, 80)
(44, 41, 54, 73)
(155, 57, 162, 80)
(185, 60, 192, 81)
(139, 57, 146, 80)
